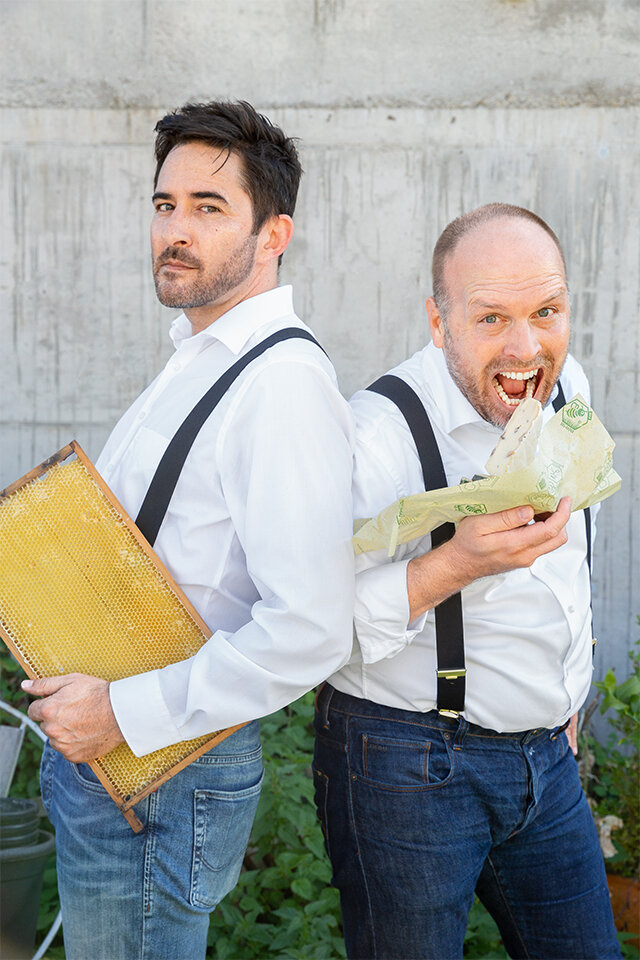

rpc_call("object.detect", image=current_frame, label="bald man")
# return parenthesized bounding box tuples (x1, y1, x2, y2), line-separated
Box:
(313, 204, 620, 959)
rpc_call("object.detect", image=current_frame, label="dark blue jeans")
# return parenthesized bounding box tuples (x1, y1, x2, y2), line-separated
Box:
(313, 684, 621, 960)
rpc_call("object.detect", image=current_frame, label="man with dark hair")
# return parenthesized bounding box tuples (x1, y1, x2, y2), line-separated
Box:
(24, 100, 354, 960)
(314, 204, 621, 959)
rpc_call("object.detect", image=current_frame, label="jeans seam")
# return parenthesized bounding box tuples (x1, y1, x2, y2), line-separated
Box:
(485, 853, 531, 959)
(345, 716, 378, 958)
(142, 791, 158, 923)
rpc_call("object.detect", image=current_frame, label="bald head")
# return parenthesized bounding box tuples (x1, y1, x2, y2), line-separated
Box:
(432, 204, 566, 317)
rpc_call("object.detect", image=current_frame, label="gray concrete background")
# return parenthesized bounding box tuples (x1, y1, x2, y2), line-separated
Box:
(1, 0, 639, 691)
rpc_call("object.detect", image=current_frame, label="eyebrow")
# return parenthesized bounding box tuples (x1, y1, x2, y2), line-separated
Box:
(151, 190, 230, 205)
(468, 287, 568, 312)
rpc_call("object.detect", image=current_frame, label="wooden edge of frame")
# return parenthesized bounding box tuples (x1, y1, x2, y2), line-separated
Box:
(116, 722, 247, 813)
(0, 443, 76, 500)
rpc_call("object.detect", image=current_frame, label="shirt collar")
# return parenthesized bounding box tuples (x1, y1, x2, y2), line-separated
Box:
(423, 342, 491, 435)
(169, 285, 295, 354)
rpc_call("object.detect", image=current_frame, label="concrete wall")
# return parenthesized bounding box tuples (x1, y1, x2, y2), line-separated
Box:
(1, 0, 639, 690)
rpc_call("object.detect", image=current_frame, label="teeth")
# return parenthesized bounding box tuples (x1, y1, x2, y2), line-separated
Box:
(498, 369, 537, 380)
(492, 376, 536, 405)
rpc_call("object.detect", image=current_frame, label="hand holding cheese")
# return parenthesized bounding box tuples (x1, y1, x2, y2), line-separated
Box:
(407, 399, 573, 619)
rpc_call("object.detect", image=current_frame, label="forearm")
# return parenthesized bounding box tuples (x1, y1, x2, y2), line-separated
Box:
(407, 499, 572, 621)
(407, 539, 476, 621)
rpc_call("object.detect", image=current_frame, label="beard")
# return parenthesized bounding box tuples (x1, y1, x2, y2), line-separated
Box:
(441, 326, 563, 429)
(153, 233, 258, 309)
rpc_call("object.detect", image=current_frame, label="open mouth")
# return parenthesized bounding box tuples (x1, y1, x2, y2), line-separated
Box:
(492, 368, 542, 407)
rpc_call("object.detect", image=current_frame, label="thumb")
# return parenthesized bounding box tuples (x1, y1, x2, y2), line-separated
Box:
(22, 675, 70, 697)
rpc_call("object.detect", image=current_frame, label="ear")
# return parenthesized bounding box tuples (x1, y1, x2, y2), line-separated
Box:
(257, 214, 295, 264)
(426, 297, 445, 348)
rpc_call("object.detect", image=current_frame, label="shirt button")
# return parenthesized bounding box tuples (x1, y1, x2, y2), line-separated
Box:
(137, 411, 146, 421)
(568, 604, 575, 613)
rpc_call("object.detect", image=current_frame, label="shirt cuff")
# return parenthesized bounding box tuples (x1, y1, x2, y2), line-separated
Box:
(354, 560, 427, 664)
(109, 670, 182, 757)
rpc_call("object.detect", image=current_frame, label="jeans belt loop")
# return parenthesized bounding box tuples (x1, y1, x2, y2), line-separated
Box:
(550, 718, 571, 740)
(315, 682, 334, 730)
(453, 714, 469, 750)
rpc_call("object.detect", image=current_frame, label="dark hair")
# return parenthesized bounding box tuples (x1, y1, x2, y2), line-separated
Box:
(153, 100, 302, 233)
(432, 203, 566, 316)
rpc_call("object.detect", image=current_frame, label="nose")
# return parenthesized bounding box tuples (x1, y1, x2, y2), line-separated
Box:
(160, 207, 192, 247)
(504, 319, 542, 360)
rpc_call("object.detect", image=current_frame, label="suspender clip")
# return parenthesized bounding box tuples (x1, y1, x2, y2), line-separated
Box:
(438, 709, 461, 719)
(437, 669, 467, 680)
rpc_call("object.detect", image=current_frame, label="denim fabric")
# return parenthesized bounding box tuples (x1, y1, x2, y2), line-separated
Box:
(40, 721, 263, 960)
(313, 685, 621, 960)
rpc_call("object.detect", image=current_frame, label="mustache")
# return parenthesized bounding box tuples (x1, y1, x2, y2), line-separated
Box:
(487, 355, 552, 375)
(155, 247, 201, 269)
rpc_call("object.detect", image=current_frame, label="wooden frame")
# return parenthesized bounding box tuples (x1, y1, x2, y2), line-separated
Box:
(0, 442, 243, 832)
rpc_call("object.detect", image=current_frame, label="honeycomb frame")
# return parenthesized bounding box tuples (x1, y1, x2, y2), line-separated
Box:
(0, 442, 243, 832)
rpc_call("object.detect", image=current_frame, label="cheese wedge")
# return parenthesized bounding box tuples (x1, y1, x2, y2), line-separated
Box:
(485, 398, 543, 475)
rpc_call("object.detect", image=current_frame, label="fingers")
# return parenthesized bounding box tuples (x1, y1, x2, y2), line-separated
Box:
(451, 496, 573, 579)
(471, 504, 535, 534)
(565, 714, 578, 756)
(22, 674, 77, 698)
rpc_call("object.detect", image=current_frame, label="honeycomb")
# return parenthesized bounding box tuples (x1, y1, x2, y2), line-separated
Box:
(0, 444, 231, 814)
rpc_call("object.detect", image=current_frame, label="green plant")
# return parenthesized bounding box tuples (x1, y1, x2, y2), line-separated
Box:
(580, 629, 640, 881)
(207, 692, 345, 959)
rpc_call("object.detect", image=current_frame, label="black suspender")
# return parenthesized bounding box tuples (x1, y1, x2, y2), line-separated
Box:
(135, 327, 326, 547)
(552, 383, 592, 574)
(367, 375, 466, 716)
(366, 375, 592, 716)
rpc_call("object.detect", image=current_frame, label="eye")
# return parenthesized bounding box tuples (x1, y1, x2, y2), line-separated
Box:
(154, 202, 173, 213)
(537, 306, 554, 318)
(199, 205, 220, 214)
(481, 314, 499, 324)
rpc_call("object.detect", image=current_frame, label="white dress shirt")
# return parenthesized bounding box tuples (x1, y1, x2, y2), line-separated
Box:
(102, 286, 355, 756)
(329, 341, 596, 733)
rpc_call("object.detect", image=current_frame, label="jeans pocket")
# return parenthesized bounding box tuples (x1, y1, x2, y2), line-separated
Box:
(72, 760, 108, 794)
(190, 771, 264, 909)
(357, 728, 454, 791)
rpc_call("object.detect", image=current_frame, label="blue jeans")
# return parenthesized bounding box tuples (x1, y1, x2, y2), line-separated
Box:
(40, 721, 263, 960)
(313, 684, 621, 960)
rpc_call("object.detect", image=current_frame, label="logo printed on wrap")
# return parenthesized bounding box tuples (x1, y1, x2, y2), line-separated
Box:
(561, 398, 593, 432)
(537, 460, 564, 495)
(454, 503, 487, 516)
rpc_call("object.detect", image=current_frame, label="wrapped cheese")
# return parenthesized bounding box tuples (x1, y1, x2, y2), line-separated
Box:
(484, 398, 543, 476)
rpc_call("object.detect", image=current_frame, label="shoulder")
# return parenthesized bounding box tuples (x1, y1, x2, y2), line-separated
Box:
(559, 353, 591, 404)
(350, 347, 434, 511)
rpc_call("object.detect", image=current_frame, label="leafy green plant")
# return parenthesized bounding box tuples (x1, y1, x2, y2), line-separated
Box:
(580, 630, 640, 881)
(207, 692, 346, 959)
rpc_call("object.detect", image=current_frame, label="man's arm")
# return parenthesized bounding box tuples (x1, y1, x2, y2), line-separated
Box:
(406, 497, 572, 620)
